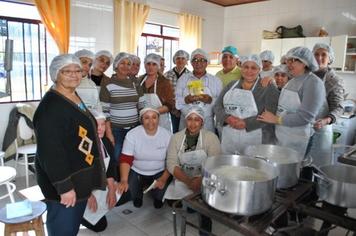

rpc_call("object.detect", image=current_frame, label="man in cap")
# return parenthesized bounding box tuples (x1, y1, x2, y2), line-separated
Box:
(215, 46, 242, 88)
(175, 48, 222, 132)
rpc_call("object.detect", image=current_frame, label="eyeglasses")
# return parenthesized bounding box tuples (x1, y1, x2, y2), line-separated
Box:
(287, 58, 301, 64)
(61, 70, 82, 76)
(191, 58, 208, 63)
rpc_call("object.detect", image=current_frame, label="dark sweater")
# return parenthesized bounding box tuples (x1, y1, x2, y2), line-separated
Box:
(33, 89, 106, 202)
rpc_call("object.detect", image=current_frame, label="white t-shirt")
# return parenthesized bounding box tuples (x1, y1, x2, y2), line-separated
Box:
(122, 125, 172, 175)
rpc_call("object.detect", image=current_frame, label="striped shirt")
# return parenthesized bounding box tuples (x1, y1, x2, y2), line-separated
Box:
(100, 75, 145, 128)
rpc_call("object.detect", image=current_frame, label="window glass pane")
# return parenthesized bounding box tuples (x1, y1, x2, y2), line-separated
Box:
(163, 27, 179, 38)
(147, 36, 163, 56)
(164, 39, 172, 71)
(142, 23, 160, 35)
(0, 36, 8, 101)
(8, 21, 26, 101)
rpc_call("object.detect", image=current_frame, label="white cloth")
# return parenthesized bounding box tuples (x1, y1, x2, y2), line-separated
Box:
(122, 126, 171, 175)
(221, 80, 262, 154)
(175, 73, 222, 132)
(163, 131, 207, 200)
(140, 77, 172, 133)
(76, 76, 102, 111)
(276, 78, 312, 156)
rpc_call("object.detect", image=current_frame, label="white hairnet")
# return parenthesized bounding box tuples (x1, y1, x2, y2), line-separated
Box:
(113, 52, 132, 70)
(94, 50, 113, 65)
(74, 49, 94, 60)
(312, 43, 335, 64)
(273, 64, 289, 76)
(185, 106, 205, 121)
(144, 53, 161, 68)
(191, 48, 210, 63)
(90, 109, 106, 120)
(240, 54, 262, 70)
(280, 55, 287, 64)
(286, 46, 319, 72)
(139, 107, 160, 120)
(173, 50, 189, 64)
(49, 54, 82, 82)
(130, 54, 141, 64)
(260, 50, 275, 63)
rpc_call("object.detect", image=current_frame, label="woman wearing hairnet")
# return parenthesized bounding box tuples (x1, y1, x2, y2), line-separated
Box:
(214, 55, 279, 154)
(273, 64, 291, 90)
(33, 54, 106, 236)
(74, 49, 102, 112)
(138, 53, 175, 133)
(304, 43, 345, 166)
(164, 106, 221, 235)
(128, 54, 141, 84)
(100, 52, 145, 161)
(164, 50, 191, 133)
(90, 50, 113, 87)
(259, 50, 275, 80)
(117, 107, 172, 209)
(258, 46, 326, 157)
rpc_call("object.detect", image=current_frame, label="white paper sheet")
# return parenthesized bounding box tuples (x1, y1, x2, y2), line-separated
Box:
(83, 188, 122, 225)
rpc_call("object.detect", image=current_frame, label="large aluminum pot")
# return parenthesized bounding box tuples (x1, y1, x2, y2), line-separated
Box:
(243, 145, 303, 189)
(315, 164, 356, 208)
(202, 155, 278, 215)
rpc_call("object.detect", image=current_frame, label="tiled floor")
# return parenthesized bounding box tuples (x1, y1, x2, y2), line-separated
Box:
(0, 161, 355, 235)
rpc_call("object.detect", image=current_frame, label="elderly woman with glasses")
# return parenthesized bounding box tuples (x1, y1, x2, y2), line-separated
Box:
(304, 43, 345, 167)
(33, 54, 107, 236)
(214, 55, 280, 154)
(258, 46, 326, 157)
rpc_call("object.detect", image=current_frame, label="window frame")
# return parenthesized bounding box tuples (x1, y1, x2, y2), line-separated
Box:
(0, 15, 50, 104)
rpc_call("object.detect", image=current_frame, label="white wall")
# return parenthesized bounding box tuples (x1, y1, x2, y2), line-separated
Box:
(224, 0, 356, 55)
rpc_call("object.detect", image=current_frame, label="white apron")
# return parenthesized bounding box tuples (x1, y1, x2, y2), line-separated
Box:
(163, 131, 207, 200)
(275, 78, 312, 156)
(221, 80, 262, 154)
(306, 81, 332, 167)
(140, 77, 172, 133)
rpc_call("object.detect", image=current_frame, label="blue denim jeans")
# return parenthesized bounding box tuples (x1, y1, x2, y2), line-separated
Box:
(112, 127, 132, 162)
(170, 112, 180, 133)
(46, 200, 87, 236)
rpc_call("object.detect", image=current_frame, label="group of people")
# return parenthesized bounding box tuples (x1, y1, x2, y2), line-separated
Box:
(33, 42, 344, 235)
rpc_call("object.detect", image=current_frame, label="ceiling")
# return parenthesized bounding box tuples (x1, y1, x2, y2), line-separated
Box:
(203, 0, 267, 7)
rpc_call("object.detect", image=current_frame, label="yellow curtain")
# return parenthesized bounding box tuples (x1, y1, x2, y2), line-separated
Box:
(34, 0, 70, 53)
(179, 13, 202, 53)
(114, 0, 150, 54)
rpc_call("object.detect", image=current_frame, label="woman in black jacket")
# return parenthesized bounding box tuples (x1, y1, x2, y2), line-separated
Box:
(34, 54, 106, 236)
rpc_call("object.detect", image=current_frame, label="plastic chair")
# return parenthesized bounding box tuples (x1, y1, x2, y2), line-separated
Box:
(0, 166, 17, 203)
(15, 117, 36, 188)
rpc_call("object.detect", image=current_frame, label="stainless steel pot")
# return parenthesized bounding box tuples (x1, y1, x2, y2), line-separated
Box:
(314, 164, 356, 208)
(243, 145, 303, 189)
(202, 155, 278, 215)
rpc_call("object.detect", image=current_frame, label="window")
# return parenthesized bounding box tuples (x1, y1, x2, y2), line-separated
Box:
(137, 22, 179, 75)
(0, 1, 58, 103)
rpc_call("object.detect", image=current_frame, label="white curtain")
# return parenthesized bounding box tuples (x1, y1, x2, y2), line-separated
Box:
(179, 13, 202, 53)
(114, 0, 150, 54)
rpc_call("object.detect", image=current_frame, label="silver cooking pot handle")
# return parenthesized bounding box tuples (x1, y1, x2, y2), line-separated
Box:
(301, 155, 313, 167)
(204, 178, 217, 193)
(255, 155, 268, 162)
(312, 164, 332, 186)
